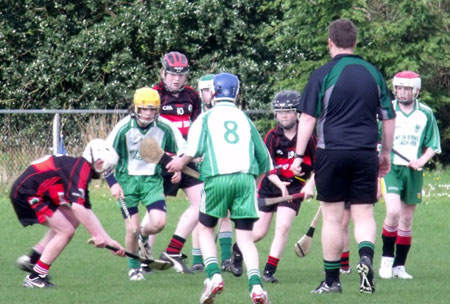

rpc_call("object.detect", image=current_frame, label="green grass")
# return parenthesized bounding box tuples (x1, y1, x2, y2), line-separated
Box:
(1, 168, 450, 304)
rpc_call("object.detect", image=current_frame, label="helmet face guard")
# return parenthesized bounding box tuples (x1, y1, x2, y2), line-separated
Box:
(272, 90, 300, 129)
(198, 74, 215, 105)
(212, 73, 240, 103)
(272, 90, 301, 112)
(162, 51, 189, 93)
(82, 139, 119, 176)
(393, 71, 421, 104)
(133, 87, 161, 126)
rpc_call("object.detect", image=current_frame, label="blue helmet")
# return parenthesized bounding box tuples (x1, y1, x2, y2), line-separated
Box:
(213, 73, 240, 102)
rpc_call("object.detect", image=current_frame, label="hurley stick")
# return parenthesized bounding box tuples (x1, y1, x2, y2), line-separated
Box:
(139, 137, 200, 179)
(87, 239, 173, 270)
(294, 206, 321, 257)
(392, 148, 422, 171)
(257, 193, 305, 208)
(119, 196, 137, 235)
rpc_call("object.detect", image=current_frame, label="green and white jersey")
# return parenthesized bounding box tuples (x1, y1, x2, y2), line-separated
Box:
(186, 101, 273, 179)
(391, 99, 441, 165)
(107, 115, 186, 176)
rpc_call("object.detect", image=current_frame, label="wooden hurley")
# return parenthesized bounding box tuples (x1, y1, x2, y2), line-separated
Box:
(87, 239, 173, 271)
(139, 137, 200, 179)
(257, 192, 305, 208)
(294, 206, 321, 257)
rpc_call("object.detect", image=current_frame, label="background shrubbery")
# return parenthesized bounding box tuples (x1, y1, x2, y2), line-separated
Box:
(0, 0, 449, 163)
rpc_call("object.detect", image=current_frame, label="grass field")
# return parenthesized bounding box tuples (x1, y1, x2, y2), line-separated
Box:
(1, 168, 449, 304)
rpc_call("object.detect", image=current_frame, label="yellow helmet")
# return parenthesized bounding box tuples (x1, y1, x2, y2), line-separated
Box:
(133, 87, 160, 110)
(133, 87, 160, 126)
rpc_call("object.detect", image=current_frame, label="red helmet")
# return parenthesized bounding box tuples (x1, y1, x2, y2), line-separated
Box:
(162, 51, 189, 75)
(393, 71, 421, 98)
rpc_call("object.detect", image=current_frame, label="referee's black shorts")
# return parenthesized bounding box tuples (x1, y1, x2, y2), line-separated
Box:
(315, 149, 378, 204)
(161, 162, 202, 197)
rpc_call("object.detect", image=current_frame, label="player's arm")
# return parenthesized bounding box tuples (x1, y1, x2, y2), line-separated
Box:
(105, 123, 126, 198)
(166, 116, 202, 172)
(293, 113, 316, 175)
(267, 174, 290, 197)
(410, 147, 436, 170)
(71, 203, 125, 256)
(301, 173, 315, 199)
(379, 118, 395, 177)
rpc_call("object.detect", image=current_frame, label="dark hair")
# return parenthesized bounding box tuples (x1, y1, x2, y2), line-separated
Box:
(328, 19, 357, 48)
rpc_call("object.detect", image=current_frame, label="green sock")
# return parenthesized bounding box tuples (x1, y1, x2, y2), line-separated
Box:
(248, 269, 263, 291)
(192, 248, 203, 265)
(127, 257, 141, 269)
(204, 257, 221, 279)
(219, 232, 232, 260)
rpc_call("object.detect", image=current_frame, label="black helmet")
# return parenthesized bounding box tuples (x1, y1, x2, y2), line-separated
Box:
(162, 51, 189, 75)
(272, 90, 301, 111)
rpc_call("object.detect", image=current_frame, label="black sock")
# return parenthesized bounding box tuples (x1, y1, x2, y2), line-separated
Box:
(29, 249, 41, 265)
(324, 260, 340, 286)
(393, 244, 411, 267)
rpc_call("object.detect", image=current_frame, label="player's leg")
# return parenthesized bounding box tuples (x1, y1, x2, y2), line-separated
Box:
(231, 206, 272, 277)
(191, 224, 204, 272)
(392, 202, 416, 279)
(16, 229, 56, 273)
(340, 205, 352, 274)
(311, 201, 345, 293)
(218, 214, 233, 271)
(198, 178, 227, 303)
(235, 224, 269, 304)
(231, 174, 269, 303)
(253, 210, 273, 242)
(262, 205, 296, 283)
(379, 192, 401, 278)
(352, 203, 377, 293)
(120, 208, 145, 280)
(23, 207, 76, 288)
(160, 182, 202, 274)
(198, 218, 224, 304)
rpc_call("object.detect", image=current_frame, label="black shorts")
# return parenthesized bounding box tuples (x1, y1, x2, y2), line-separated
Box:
(10, 196, 58, 226)
(315, 149, 378, 204)
(161, 162, 202, 197)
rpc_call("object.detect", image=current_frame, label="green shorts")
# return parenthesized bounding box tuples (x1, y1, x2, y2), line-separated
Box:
(116, 173, 165, 208)
(381, 164, 423, 204)
(201, 173, 258, 220)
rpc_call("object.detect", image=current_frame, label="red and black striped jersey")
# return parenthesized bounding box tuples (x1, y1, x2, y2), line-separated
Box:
(258, 124, 316, 196)
(10, 155, 93, 208)
(153, 81, 202, 138)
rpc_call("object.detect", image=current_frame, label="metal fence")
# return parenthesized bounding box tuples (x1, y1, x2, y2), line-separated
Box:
(0, 109, 271, 185)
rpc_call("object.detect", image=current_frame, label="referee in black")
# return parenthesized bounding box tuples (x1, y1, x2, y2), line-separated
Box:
(291, 18, 396, 294)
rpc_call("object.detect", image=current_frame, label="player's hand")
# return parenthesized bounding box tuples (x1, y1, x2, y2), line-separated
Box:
(378, 151, 391, 177)
(110, 183, 124, 200)
(108, 240, 126, 257)
(171, 171, 182, 184)
(301, 182, 315, 199)
(291, 158, 303, 176)
(90, 236, 107, 248)
(408, 158, 424, 171)
(166, 156, 184, 173)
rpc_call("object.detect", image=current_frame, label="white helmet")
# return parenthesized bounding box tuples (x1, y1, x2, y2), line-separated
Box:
(393, 71, 421, 99)
(82, 139, 119, 174)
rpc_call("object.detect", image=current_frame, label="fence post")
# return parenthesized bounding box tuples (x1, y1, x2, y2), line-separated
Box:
(52, 113, 60, 154)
